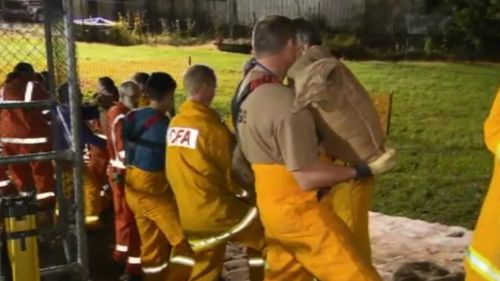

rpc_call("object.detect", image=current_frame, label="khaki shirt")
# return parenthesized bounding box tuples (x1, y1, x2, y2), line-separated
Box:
(236, 66, 318, 171)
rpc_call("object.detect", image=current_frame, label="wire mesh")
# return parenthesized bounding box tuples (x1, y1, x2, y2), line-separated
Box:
(0, 0, 87, 280)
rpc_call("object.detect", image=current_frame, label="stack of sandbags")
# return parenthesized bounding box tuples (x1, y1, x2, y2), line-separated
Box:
(222, 243, 250, 281)
(289, 46, 385, 163)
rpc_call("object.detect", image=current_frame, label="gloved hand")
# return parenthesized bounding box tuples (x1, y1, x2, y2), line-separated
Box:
(367, 147, 397, 175)
(316, 187, 331, 202)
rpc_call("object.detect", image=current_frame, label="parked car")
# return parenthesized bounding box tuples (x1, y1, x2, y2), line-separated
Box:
(0, 0, 43, 22)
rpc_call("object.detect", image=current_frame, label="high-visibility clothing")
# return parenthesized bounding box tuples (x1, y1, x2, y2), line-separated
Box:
(167, 100, 248, 233)
(0, 78, 51, 140)
(1, 143, 55, 204)
(166, 100, 264, 281)
(84, 120, 110, 223)
(0, 78, 55, 208)
(107, 103, 128, 170)
(320, 153, 375, 263)
(465, 87, 500, 281)
(85, 144, 109, 205)
(252, 164, 382, 281)
(189, 219, 265, 281)
(109, 169, 142, 274)
(125, 166, 193, 280)
(106, 102, 142, 274)
(138, 95, 149, 108)
(318, 155, 374, 263)
(326, 178, 374, 263)
(0, 164, 16, 196)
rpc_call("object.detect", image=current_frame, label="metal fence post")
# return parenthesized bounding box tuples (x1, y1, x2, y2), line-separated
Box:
(62, 0, 89, 279)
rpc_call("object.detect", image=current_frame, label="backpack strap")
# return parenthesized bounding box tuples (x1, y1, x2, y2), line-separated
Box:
(231, 75, 280, 131)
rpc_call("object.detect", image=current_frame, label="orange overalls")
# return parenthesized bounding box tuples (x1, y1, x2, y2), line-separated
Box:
(0, 77, 55, 208)
(0, 163, 16, 196)
(106, 102, 142, 274)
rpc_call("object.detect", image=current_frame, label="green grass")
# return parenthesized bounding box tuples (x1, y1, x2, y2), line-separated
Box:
(3, 39, 494, 228)
(75, 43, 500, 228)
(345, 61, 500, 228)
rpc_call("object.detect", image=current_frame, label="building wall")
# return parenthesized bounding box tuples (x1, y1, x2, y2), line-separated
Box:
(73, 0, 430, 34)
(208, 0, 365, 29)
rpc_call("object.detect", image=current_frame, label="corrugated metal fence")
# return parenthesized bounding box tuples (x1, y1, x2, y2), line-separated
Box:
(207, 0, 365, 29)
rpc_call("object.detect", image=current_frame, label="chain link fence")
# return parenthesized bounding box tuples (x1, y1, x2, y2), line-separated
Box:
(77, 57, 190, 97)
(0, 0, 88, 280)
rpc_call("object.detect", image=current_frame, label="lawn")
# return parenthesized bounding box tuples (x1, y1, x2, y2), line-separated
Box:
(1, 36, 497, 228)
(74, 43, 500, 228)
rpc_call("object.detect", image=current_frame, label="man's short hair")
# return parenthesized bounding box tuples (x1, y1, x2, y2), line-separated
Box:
(119, 80, 139, 97)
(98, 76, 118, 100)
(252, 15, 297, 57)
(147, 72, 177, 101)
(13, 62, 35, 75)
(132, 72, 150, 85)
(98, 76, 116, 90)
(183, 65, 216, 96)
(293, 18, 322, 46)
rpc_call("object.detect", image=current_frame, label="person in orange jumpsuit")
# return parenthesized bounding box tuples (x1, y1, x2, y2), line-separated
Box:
(106, 81, 142, 279)
(0, 62, 55, 209)
(0, 163, 16, 197)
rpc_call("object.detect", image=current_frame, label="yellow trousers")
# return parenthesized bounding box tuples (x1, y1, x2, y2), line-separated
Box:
(326, 177, 374, 263)
(83, 166, 105, 221)
(125, 167, 193, 281)
(189, 218, 266, 281)
(253, 164, 382, 281)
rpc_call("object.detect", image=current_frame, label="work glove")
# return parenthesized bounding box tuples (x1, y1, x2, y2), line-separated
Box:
(354, 146, 397, 179)
(367, 147, 397, 175)
(316, 187, 331, 202)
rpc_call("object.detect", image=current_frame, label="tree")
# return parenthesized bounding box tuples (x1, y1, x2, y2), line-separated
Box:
(143, 0, 160, 32)
(427, 0, 500, 55)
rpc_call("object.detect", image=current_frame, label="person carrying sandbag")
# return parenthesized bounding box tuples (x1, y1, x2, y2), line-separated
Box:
(234, 15, 396, 281)
(287, 18, 397, 264)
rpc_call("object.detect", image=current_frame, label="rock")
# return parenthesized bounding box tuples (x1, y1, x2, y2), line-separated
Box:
(370, 212, 471, 280)
(393, 262, 464, 281)
(446, 231, 465, 238)
(223, 243, 250, 281)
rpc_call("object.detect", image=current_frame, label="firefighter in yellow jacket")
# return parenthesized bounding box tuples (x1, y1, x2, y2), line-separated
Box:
(167, 65, 265, 281)
(234, 15, 397, 281)
(465, 86, 500, 281)
(124, 72, 194, 281)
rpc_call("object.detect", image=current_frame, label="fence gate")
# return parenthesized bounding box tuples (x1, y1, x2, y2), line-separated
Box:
(0, 0, 87, 280)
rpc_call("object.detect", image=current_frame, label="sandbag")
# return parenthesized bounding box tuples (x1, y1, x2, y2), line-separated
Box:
(292, 54, 385, 163)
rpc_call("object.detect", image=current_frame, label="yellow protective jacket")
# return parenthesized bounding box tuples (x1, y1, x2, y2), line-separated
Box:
(166, 100, 249, 237)
(465, 87, 500, 281)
